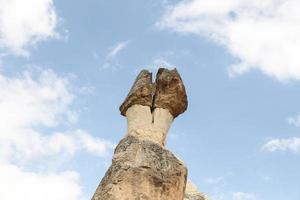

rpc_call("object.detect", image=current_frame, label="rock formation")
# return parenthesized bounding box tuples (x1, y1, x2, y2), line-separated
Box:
(92, 68, 207, 200)
(184, 181, 209, 200)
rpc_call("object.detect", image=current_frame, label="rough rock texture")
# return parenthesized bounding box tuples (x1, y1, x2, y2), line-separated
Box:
(120, 70, 154, 116)
(153, 68, 188, 118)
(92, 136, 187, 200)
(184, 181, 210, 200)
(120, 68, 188, 118)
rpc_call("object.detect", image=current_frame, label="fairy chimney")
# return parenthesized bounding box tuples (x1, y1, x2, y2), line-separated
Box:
(91, 68, 206, 200)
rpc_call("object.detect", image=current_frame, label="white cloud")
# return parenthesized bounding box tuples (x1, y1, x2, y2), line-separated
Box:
(233, 192, 256, 200)
(287, 115, 300, 127)
(101, 41, 130, 70)
(77, 131, 115, 156)
(4, 130, 114, 164)
(0, 0, 59, 56)
(158, 0, 300, 81)
(0, 2, 111, 198)
(0, 68, 114, 162)
(262, 137, 300, 154)
(0, 68, 74, 128)
(0, 67, 114, 200)
(0, 164, 82, 200)
(107, 41, 130, 58)
(0, 68, 74, 162)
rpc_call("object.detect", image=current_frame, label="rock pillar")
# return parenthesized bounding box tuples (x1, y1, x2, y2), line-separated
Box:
(92, 68, 188, 200)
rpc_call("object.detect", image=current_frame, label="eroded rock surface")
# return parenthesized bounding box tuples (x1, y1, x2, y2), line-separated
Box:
(120, 70, 154, 116)
(120, 68, 188, 118)
(92, 136, 187, 200)
(153, 68, 188, 118)
(184, 181, 210, 200)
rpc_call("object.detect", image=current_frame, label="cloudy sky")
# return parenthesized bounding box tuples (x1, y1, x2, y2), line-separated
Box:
(0, 0, 299, 200)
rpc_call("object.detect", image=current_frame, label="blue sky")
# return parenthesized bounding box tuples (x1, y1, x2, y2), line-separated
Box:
(0, 0, 300, 200)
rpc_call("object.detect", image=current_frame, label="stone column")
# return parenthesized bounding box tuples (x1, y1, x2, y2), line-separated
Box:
(92, 68, 188, 200)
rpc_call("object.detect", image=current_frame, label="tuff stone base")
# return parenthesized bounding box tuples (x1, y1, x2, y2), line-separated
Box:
(92, 136, 187, 200)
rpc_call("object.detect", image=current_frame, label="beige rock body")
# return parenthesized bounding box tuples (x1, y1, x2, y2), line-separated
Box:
(184, 181, 210, 200)
(126, 105, 173, 146)
(92, 136, 187, 200)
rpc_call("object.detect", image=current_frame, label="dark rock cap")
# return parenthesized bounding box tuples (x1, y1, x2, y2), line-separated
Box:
(153, 68, 188, 118)
(119, 70, 154, 116)
(119, 68, 188, 118)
